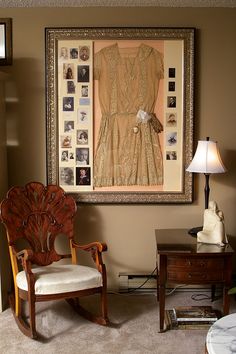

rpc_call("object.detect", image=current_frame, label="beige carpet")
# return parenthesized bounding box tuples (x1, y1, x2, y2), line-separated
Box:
(0, 290, 235, 354)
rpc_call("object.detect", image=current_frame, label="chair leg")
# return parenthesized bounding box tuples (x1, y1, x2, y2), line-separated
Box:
(66, 289, 108, 326)
(9, 292, 37, 339)
(14, 287, 21, 317)
(28, 293, 37, 339)
(101, 287, 109, 324)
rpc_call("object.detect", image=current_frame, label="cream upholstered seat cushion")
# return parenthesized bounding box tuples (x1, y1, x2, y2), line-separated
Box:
(16, 264, 102, 295)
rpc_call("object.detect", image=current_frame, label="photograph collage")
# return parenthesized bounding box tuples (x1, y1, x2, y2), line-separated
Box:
(166, 66, 177, 162)
(58, 41, 93, 191)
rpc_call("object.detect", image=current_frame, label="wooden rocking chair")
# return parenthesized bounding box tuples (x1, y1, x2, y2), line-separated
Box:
(0, 182, 108, 339)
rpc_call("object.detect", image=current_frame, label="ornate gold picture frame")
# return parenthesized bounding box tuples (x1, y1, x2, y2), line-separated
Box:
(45, 27, 195, 204)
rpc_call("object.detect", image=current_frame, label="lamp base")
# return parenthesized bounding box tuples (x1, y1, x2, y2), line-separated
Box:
(188, 226, 203, 237)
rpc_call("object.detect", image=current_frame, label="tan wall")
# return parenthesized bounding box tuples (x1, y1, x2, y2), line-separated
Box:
(0, 72, 11, 310)
(0, 7, 236, 290)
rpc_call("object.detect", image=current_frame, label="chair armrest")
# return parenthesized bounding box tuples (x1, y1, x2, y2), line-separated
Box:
(71, 240, 107, 271)
(71, 240, 107, 253)
(16, 249, 34, 274)
(16, 249, 36, 294)
(17, 249, 34, 262)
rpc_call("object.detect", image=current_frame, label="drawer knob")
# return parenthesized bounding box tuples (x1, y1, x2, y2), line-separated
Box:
(188, 273, 207, 279)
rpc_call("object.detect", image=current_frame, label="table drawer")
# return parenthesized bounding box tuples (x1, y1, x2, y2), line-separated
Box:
(167, 270, 224, 282)
(167, 257, 224, 270)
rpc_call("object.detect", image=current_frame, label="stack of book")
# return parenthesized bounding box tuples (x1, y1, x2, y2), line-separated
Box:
(165, 306, 220, 330)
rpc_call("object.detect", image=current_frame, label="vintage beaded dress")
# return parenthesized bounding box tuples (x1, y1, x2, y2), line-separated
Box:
(94, 43, 164, 187)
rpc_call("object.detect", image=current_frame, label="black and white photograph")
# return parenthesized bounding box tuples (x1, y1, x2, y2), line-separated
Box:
(69, 152, 74, 160)
(81, 85, 89, 97)
(77, 109, 88, 124)
(77, 130, 88, 145)
(67, 81, 75, 94)
(167, 96, 176, 108)
(166, 113, 177, 127)
(59, 46, 68, 60)
(70, 47, 78, 59)
(79, 45, 90, 61)
(166, 132, 177, 146)
(63, 63, 74, 80)
(61, 150, 69, 162)
(77, 65, 90, 82)
(76, 147, 89, 165)
(60, 167, 74, 185)
(64, 120, 74, 132)
(63, 97, 74, 111)
(168, 81, 175, 91)
(169, 67, 176, 78)
(166, 151, 177, 160)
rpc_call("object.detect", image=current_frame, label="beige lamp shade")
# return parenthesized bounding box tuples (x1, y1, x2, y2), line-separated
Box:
(186, 140, 226, 174)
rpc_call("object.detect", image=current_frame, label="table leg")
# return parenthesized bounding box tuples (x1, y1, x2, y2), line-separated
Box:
(159, 255, 167, 332)
(211, 284, 216, 302)
(159, 284, 166, 332)
(223, 285, 230, 315)
(156, 264, 159, 302)
(223, 256, 233, 315)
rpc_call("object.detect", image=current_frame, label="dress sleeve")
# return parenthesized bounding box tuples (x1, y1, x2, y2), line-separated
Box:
(94, 50, 102, 80)
(154, 49, 164, 80)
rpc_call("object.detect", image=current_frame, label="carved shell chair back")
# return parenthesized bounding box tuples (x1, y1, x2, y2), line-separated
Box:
(0, 182, 108, 339)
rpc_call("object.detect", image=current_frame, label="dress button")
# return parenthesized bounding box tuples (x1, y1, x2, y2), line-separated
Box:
(133, 126, 139, 134)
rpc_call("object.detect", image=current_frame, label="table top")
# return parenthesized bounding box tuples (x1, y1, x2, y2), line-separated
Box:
(155, 229, 234, 255)
(206, 313, 236, 354)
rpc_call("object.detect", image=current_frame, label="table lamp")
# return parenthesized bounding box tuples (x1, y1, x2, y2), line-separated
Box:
(186, 137, 226, 236)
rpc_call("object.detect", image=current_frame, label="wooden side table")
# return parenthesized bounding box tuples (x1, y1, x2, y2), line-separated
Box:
(156, 229, 234, 332)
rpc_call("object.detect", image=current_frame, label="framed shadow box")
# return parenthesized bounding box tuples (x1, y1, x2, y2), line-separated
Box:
(45, 27, 195, 204)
